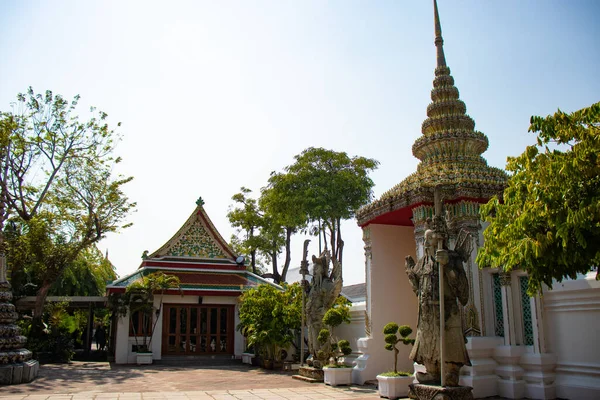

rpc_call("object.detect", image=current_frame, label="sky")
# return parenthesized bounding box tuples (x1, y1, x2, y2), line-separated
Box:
(1, 0, 598, 285)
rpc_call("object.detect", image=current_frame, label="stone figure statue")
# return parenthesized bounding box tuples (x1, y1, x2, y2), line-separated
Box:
(305, 251, 343, 367)
(405, 214, 472, 386)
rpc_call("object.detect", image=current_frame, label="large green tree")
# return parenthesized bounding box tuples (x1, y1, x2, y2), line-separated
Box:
(0, 88, 135, 320)
(477, 102, 600, 294)
(278, 147, 379, 264)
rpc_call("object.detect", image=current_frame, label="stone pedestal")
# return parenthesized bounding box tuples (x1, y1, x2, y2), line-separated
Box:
(493, 345, 526, 399)
(520, 352, 557, 400)
(292, 366, 324, 383)
(0, 257, 39, 385)
(409, 384, 474, 400)
(460, 336, 503, 399)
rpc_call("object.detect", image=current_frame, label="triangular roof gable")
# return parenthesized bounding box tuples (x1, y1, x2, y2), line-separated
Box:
(148, 198, 235, 261)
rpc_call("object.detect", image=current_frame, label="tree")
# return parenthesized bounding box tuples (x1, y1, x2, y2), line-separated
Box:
(278, 147, 379, 265)
(477, 102, 600, 294)
(237, 283, 301, 362)
(260, 172, 308, 283)
(227, 187, 267, 275)
(0, 88, 135, 321)
(7, 220, 116, 297)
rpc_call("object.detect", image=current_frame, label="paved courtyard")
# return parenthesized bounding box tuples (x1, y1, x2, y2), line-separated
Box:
(0, 361, 383, 400)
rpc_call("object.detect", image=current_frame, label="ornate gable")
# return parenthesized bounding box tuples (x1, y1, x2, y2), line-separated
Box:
(148, 197, 235, 260)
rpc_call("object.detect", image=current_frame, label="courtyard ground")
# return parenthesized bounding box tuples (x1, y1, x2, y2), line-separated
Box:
(0, 360, 511, 400)
(0, 360, 382, 400)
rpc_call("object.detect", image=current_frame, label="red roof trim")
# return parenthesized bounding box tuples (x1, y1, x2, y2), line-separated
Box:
(360, 196, 490, 227)
(142, 260, 244, 270)
(106, 287, 241, 297)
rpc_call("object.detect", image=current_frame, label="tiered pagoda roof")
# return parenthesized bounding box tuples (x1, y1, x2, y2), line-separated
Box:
(107, 197, 278, 296)
(357, 0, 507, 227)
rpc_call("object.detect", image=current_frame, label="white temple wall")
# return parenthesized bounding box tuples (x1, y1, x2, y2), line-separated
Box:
(336, 303, 366, 365)
(360, 224, 417, 381)
(544, 272, 600, 400)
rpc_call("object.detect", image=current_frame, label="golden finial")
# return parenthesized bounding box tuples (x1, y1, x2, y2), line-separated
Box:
(433, 0, 447, 67)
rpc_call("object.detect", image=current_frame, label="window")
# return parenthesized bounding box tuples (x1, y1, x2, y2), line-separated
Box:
(129, 310, 152, 337)
(492, 273, 504, 337)
(519, 276, 534, 346)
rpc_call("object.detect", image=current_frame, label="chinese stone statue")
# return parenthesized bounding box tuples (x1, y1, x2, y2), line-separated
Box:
(305, 251, 343, 367)
(405, 214, 472, 387)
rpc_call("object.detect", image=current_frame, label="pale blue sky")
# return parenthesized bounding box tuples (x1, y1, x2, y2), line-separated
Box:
(1, 1, 598, 284)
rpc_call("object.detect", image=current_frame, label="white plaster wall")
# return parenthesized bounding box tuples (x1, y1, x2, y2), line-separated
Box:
(114, 311, 130, 364)
(114, 294, 241, 364)
(336, 303, 366, 365)
(544, 272, 600, 400)
(365, 224, 418, 379)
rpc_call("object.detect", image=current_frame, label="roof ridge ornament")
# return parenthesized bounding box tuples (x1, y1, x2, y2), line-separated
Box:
(196, 196, 205, 206)
(434, 0, 447, 68)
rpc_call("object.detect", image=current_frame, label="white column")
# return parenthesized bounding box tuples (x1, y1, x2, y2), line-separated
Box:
(494, 273, 525, 399)
(520, 293, 557, 399)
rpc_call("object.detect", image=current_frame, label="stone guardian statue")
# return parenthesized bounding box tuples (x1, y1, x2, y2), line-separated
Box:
(405, 213, 472, 387)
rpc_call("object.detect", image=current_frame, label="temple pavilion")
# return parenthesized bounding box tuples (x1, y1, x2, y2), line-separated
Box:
(351, 1, 600, 400)
(106, 197, 278, 364)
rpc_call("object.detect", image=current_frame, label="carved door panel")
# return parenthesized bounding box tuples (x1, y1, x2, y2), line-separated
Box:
(162, 305, 233, 355)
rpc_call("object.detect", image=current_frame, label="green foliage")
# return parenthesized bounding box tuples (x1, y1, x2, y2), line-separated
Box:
(117, 272, 181, 352)
(477, 102, 600, 294)
(0, 87, 135, 319)
(227, 187, 269, 275)
(8, 228, 116, 297)
(383, 322, 399, 335)
(263, 147, 378, 264)
(25, 300, 77, 363)
(318, 296, 352, 365)
(379, 371, 412, 377)
(237, 283, 302, 361)
(383, 322, 414, 374)
(323, 307, 348, 328)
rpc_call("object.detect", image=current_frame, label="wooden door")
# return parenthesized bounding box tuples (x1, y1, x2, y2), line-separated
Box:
(162, 305, 234, 356)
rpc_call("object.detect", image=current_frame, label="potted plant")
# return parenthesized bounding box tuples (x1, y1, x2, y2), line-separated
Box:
(320, 302, 353, 386)
(116, 272, 181, 365)
(377, 323, 415, 399)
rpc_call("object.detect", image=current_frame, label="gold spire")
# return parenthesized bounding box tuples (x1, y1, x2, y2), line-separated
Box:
(355, 0, 508, 226)
(433, 0, 446, 67)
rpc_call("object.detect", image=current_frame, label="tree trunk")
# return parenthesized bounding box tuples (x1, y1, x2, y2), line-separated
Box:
(30, 279, 53, 336)
(280, 227, 293, 282)
(250, 249, 257, 274)
(271, 248, 280, 284)
(336, 218, 344, 264)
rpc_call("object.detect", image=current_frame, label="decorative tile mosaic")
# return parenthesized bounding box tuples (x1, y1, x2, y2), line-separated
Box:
(166, 219, 227, 259)
(520, 276, 534, 346)
(492, 273, 504, 337)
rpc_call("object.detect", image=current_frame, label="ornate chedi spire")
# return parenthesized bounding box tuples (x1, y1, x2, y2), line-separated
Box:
(357, 0, 507, 227)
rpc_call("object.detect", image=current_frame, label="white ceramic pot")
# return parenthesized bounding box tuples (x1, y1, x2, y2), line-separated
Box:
(323, 367, 353, 386)
(376, 374, 413, 399)
(136, 352, 153, 365)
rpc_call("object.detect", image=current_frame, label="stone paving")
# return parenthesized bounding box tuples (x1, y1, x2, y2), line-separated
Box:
(0, 361, 384, 400)
(0, 361, 510, 400)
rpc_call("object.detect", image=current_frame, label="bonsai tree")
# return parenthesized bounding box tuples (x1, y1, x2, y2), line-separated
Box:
(116, 272, 181, 353)
(317, 298, 352, 367)
(383, 323, 415, 375)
